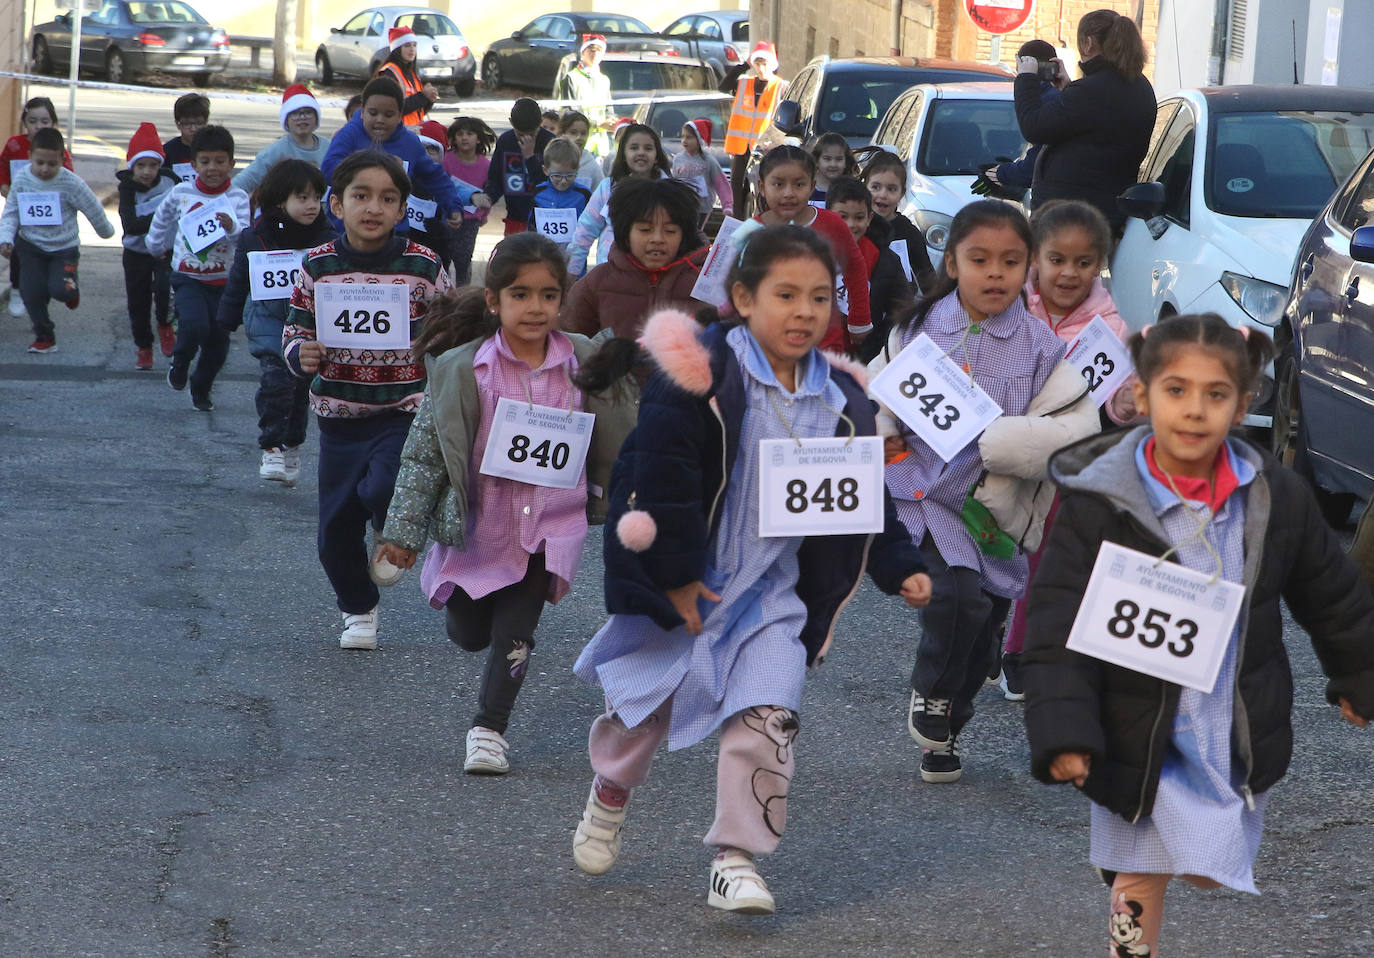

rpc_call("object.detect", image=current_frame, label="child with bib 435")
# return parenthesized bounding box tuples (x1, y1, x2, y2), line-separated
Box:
(570, 225, 933, 915)
(1025, 313, 1374, 956)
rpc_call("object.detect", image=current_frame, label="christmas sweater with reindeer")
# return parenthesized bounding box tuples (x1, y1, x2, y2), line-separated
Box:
(145, 175, 250, 284)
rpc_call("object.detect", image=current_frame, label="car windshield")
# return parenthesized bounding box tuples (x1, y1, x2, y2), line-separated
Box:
(917, 98, 1027, 175)
(1208, 110, 1374, 218)
(583, 15, 653, 35)
(127, 1, 206, 24)
(405, 15, 459, 37)
(603, 61, 711, 93)
(816, 69, 1005, 140)
(643, 97, 732, 140)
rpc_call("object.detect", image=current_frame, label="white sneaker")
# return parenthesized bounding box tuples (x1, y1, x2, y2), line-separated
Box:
(573, 782, 630, 875)
(464, 726, 509, 775)
(368, 541, 404, 587)
(708, 851, 775, 915)
(339, 607, 378, 650)
(8, 291, 25, 318)
(259, 448, 288, 483)
(282, 445, 302, 485)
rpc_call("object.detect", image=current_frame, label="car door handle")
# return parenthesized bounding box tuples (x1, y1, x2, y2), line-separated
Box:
(1300, 252, 1315, 285)
(1346, 275, 1360, 306)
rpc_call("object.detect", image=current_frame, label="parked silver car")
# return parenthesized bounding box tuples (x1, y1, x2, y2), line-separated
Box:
(316, 6, 476, 96)
(660, 11, 748, 82)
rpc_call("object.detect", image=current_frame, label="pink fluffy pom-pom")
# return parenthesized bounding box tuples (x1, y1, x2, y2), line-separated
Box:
(616, 509, 658, 552)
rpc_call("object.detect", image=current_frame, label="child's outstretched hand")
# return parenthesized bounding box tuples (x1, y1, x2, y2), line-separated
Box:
(900, 572, 933, 608)
(1050, 751, 1091, 786)
(377, 542, 417, 570)
(1340, 697, 1370, 728)
(666, 580, 721, 635)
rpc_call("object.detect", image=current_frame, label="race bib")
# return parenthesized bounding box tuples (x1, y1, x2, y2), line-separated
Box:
(834, 275, 850, 316)
(1066, 542, 1246, 693)
(172, 162, 195, 183)
(178, 198, 235, 254)
(690, 215, 747, 308)
(868, 332, 1002, 463)
(313, 281, 412, 351)
(405, 195, 437, 229)
(758, 436, 885, 537)
(478, 396, 595, 490)
(248, 249, 305, 302)
(808, 199, 826, 209)
(533, 206, 577, 239)
(1065, 315, 1133, 408)
(17, 192, 61, 226)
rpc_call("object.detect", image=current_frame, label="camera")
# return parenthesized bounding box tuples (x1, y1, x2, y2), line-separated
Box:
(1036, 60, 1059, 82)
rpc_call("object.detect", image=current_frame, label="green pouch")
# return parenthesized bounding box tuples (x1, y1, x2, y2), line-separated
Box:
(961, 479, 1017, 559)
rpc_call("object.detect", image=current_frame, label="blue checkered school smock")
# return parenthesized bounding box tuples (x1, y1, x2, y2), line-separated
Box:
(574, 326, 844, 750)
(1090, 438, 1268, 893)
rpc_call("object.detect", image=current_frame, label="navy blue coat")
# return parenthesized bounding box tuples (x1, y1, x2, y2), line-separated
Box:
(602, 317, 926, 665)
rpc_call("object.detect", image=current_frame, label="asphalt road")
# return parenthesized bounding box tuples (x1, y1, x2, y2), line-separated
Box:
(2, 87, 1374, 958)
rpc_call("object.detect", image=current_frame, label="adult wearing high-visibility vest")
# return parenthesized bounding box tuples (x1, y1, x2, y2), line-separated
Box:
(377, 26, 439, 128)
(558, 35, 612, 127)
(723, 41, 784, 216)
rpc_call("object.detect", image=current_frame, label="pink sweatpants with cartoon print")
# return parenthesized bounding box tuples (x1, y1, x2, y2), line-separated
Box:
(589, 697, 798, 856)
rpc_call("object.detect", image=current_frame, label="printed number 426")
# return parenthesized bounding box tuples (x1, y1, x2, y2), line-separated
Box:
(332, 308, 392, 335)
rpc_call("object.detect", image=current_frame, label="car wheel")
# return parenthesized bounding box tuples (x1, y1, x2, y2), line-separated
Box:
(191, 71, 212, 88)
(455, 76, 475, 98)
(482, 55, 502, 90)
(316, 50, 333, 86)
(1271, 327, 1355, 527)
(105, 48, 126, 85)
(32, 36, 52, 75)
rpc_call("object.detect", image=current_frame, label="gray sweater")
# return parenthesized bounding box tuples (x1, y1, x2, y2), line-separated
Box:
(0, 167, 114, 251)
(233, 133, 332, 196)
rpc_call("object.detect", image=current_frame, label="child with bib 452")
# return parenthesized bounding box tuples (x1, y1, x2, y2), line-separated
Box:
(1025, 313, 1374, 956)
(569, 225, 933, 915)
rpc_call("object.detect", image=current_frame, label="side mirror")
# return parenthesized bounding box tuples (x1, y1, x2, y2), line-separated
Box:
(511, 30, 523, 40)
(329, 26, 340, 33)
(772, 99, 802, 137)
(1118, 181, 1165, 220)
(1352, 226, 1374, 265)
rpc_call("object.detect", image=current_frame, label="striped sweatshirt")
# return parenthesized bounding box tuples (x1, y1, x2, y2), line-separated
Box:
(0, 167, 114, 252)
(282, 235, 450, 422)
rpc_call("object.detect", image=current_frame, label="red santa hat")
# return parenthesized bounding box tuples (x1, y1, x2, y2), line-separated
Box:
(612, 117, 634, 136)
(580, 33, 607, 54)
(125, 122, 164, 168)
(748, 41, 778, 73)
(279, 83, 320, 130)
(417, 120, 447, 154)
(682, 118, 712, 148)
(389, 25, 417, 51)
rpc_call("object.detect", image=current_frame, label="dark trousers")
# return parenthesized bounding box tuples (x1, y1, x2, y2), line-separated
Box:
(123, 248, 171, 349)
(449, 218, 481, 286)
(15, 238, 78, 342)
(444, 553, 551, 735)
(730, 153, 749, 218)
(257, 353, 311, 450)
(316, 414, 412, 614)
(169, 275, 230, 394)
(912, 535, 1012, 735)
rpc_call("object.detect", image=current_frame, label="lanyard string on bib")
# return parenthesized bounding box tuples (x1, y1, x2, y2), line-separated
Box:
(934, 320, 982, 385)
(1152, 470, 1225, 584)
(518, 363, 578, 416)
(765, 384, 856, 449)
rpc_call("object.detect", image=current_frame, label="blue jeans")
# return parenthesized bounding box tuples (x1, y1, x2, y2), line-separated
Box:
(170, 274, 229, 394)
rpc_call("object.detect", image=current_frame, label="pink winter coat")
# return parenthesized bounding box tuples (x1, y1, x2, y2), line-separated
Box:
(1024, 270, 1135, 424)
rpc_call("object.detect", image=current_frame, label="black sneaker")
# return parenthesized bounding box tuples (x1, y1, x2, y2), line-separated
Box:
(987, 624, 1007, 682)
(908, 691, 951, 749)
(1000, 652, 1025, 702)
(190, 389, 214, 412)
(167, 364, 188, 391)
(920, 736, 962, 784)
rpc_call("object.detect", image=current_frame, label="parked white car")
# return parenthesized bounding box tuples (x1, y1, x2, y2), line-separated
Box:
(870, 82, 1027, 271)
(316, 6, 477, 96)
(1110, 85, 1374, 428)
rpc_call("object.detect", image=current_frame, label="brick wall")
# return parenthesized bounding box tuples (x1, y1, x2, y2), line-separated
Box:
(0, 0, 23, 139)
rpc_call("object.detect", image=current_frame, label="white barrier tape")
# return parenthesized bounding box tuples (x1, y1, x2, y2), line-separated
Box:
(14, 71, 731, 116)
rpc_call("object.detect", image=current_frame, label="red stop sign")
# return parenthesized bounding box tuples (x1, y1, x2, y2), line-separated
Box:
(964, 0, 1034, 34)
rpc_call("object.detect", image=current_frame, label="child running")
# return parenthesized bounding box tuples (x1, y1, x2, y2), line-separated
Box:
(283, 152, 451, 650)
(443, 116, 496, 286)
(1024, 313, 1374, 956)
(118, 122, 179, 369)
(825, 175, 912, 363)
(0, 127, 114, 354)
(560, 177, 708, 338)
(0, 97, 75, 320)
(555, 110, 604, 192)
(233, 84, 332, 197)
(570, 225, 932, 915)
(998, 199, 1134, 700)
(377, 233, 638, 774)
(868, 199, 1098, 784)
(669, 118, 731, 230)
(216, 159, 336, 487)
(753, 145, 870, 354)
(566, 123, 670, 277)
(809, 132, 857, 207)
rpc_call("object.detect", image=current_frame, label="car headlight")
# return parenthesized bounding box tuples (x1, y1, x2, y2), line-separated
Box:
(1220, 272, 1286, 327)
(911, 210, 954, 251)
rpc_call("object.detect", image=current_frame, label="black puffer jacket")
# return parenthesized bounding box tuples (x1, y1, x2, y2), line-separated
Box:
(1014, 56, 1155, 229)
(1024, 427, 1374, 822)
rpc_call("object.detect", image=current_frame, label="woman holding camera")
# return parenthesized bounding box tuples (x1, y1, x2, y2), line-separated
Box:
(1013, 9, 1155, 234)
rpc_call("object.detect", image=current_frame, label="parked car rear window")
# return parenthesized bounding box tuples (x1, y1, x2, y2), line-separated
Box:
(917, 99, 1026, 175)
(642, 97, 732, 140)
(128, 1, 206, 24)
(396, 14, 460, 37)
(732, 21, 749, 43)
(1208, 111, 1374, 218)
(817, 69, 1005, 140)
(584, 16, 654, 35)
(603, 61, 713, 93)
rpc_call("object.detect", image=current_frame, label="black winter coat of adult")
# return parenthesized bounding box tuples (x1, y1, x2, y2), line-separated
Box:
(1024, 427, 1374, 823)
(1013, 56, 1156, 230)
